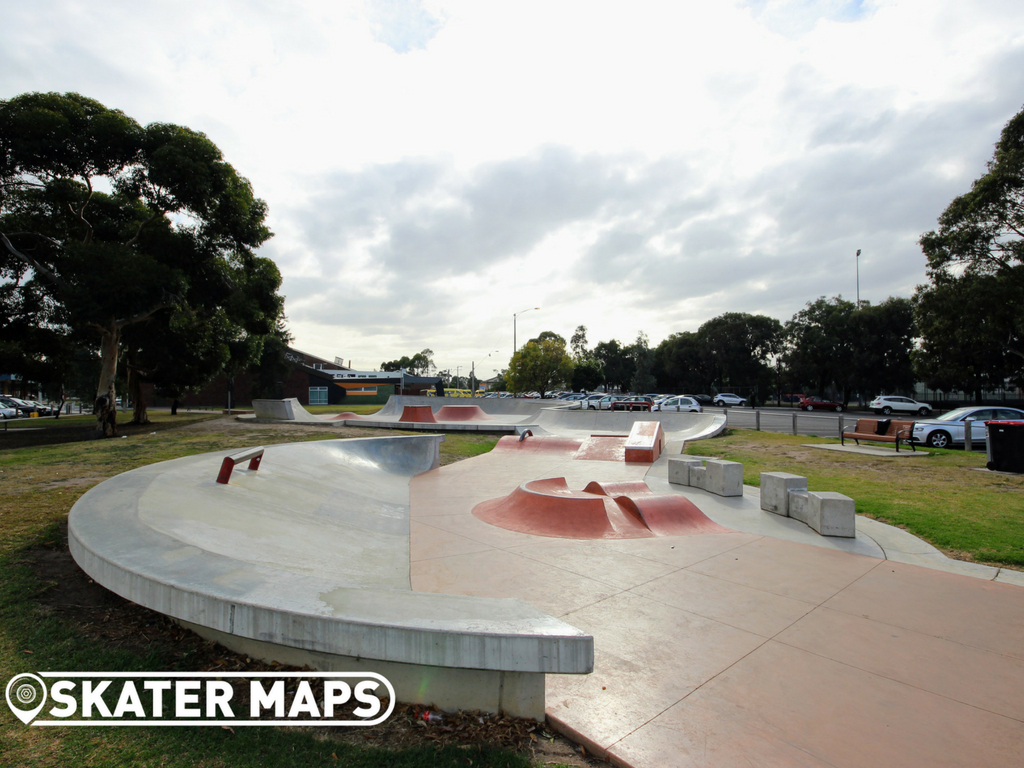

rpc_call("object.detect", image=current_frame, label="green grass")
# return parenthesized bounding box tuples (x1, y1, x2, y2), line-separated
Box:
(687, 428, 1024, 568)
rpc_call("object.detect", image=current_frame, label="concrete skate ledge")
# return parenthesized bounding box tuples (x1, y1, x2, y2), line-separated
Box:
(68, 436, 593, 681)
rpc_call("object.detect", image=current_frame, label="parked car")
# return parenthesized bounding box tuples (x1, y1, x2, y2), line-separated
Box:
(583, 394, 606, 409)
(0, 396, 39, 416)
(0, 405, 17, 419)
(799, 396, 844, 412)
(686, 394, 714, 406)
(612, 396, 654, 412)
(910, 406, 1024, 448)
(713, 393, 747, 407)
(869, 395, 931, 416)
(652, 396, 702, 413)
(594, 395, 628, 410)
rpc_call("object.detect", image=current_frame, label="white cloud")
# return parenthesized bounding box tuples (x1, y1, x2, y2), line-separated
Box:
(3, 0, 1023, 374)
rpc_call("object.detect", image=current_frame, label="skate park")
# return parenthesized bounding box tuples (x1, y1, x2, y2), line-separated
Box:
(68, 400, 1024, 767)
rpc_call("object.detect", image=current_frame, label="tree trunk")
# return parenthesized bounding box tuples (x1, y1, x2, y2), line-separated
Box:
(128, 364, 149, 424)
(171, 398, 179, 416)
(95, 325, 119, 437)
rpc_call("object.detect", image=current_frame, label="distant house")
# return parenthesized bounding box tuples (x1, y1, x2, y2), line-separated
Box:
(151, 348, 441, 408)
(305, 365, 441, 405)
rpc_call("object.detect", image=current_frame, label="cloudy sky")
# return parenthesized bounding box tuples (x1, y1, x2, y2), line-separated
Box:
(3, 0, 1023, 379)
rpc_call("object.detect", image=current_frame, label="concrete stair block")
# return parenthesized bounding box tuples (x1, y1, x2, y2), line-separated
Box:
(760, 472, 808, 516)
(809, 491, 856, 538)
(788, 489, 811, 525)
(668, 457, 702, 486)
(706, 459, 743, 497)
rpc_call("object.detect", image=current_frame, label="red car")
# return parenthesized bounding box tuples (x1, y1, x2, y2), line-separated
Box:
(799, 396, 844, 412)
(612, 396, 653, 412)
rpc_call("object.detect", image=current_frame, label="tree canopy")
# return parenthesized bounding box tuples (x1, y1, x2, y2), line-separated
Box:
(0, 91, 281, 433)
(916, 103, 1024, 396)
(506, 335, 573, 397)
(381, 348, 435, 375)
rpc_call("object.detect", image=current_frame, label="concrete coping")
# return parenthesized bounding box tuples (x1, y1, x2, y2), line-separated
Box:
(68, 435, 593, 676)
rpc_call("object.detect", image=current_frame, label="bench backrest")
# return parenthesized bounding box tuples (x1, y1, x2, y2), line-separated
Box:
(854, 418, 914, 436)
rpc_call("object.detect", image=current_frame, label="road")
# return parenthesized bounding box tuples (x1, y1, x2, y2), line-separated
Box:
(708, 406, 866, 439)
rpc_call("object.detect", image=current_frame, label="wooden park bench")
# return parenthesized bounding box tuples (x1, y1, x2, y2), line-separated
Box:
(841, 418, 916, 452)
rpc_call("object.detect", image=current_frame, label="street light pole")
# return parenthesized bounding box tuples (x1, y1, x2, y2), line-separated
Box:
(856, 249, 861, 307)
(513, 307, 540, 353)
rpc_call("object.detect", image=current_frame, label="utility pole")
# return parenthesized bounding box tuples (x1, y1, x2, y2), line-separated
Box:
(856, 249, 861, 307)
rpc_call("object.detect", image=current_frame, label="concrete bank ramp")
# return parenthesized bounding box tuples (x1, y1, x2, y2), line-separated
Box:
(252, 397, 326, 423)
(68, 435, 592, 718)
(532, 409, 726, 443)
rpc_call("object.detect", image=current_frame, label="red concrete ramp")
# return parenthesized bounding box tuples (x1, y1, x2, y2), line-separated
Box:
(435, 405, 494, 421)
(573, 436, 628, 462)
(624, 421, 664, 463)
(492, 436, 584, 456)
(473, 477, 733, 539)
(615, 494, 732, 536)
(400, 405, 437, 423)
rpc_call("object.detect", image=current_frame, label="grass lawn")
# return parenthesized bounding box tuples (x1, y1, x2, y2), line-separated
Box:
(0, 416, 559, 767)
(687, 428, 1024, 568)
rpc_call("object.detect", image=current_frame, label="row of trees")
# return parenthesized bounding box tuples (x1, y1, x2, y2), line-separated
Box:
(1, 92, 287, 434)
(506, 299, 916, 405)
(505, 104, 1024, 403)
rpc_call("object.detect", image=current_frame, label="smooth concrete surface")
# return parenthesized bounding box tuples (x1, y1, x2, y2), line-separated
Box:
(807, 442, 930, 457)
(68, 435, 594, 720)
(180, 620, 545, 720)
(409, 447, 1024, 767)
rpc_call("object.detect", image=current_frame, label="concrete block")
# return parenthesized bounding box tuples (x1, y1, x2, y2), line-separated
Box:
(808, 491, 856, 538)
(668, 458, 701, 486)
(788, 489, 810, 524)
(705, 459, 743, 497)
(689, 465, 707, 490)
(760, 472, 807, 516)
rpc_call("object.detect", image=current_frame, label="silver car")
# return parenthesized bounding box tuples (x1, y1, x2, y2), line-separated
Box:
(911, 406, 1024, 449)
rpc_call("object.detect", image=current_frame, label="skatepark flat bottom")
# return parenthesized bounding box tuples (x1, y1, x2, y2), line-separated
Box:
(409, 449, 1024, 767)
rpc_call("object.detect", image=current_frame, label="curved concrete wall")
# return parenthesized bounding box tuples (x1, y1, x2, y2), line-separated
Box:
(68, 435, 592, 718)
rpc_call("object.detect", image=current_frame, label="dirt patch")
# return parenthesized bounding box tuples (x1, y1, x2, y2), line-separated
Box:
(22, 523, 601, 765)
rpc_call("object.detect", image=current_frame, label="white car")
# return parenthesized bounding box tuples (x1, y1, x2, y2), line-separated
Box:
(713, 393, 746, 407)
(869, 395, 932, 416)
(582, 394, 606, 409)
(911, 406, 1024, 449)
(652, 395, 702, 413)
(594, 395, 628, 410)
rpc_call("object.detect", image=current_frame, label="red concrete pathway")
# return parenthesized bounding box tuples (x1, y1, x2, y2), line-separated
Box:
(409, 450, 1024, 767)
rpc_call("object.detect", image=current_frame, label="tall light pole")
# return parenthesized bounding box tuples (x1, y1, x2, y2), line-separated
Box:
(856, 249, 861, 307)
(470, 351, 499, 394)
(513, 307, 540, 353)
